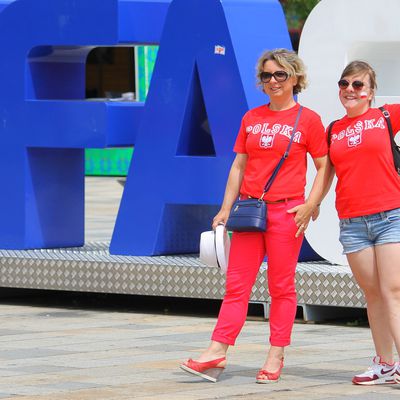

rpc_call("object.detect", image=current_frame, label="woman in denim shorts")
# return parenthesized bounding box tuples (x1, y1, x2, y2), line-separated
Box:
(326, 60, 400, 385)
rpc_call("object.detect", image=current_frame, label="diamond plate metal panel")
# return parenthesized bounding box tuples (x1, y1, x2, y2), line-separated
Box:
(0, 242, 365, 310)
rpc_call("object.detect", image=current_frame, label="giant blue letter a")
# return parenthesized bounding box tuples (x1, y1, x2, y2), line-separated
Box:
(111, 0, 291, 255)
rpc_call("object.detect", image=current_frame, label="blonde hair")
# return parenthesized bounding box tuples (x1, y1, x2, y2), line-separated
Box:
(256, 48, 308, 94)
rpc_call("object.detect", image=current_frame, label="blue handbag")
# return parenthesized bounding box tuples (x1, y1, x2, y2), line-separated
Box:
(225, 198, 267, 232)
(225, 107, 303, 232)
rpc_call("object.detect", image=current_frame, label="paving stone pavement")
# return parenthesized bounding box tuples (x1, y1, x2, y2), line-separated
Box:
(0, 301, 398, 399)
(0, 177, 397, 399)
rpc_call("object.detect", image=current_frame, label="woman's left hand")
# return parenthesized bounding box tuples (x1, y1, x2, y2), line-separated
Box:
(287, 203, 315, 238)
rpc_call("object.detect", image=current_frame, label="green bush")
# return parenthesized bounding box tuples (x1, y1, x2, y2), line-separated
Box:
(280, 0, 321, 29)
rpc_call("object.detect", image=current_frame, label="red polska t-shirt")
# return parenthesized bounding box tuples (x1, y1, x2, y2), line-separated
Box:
(234, 103, 327, 201)
(329, 104, 400, 219)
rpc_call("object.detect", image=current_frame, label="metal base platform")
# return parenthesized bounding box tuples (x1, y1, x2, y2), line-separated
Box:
(0, 242, 365, 321)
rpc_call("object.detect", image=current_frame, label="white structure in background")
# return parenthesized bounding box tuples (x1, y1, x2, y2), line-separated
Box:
(298, 0, 400, 265)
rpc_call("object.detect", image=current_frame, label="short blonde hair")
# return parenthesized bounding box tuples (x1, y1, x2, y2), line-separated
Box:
(256, 48, 308, 95)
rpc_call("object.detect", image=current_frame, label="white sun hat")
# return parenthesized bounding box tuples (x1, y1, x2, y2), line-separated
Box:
(199, 224, 230, 273)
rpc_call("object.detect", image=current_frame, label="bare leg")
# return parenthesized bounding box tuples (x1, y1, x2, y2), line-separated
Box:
(195, 341, 229, 364)
(375, 243, 400, 357)
(261, 345, 284, 372)
(347, 247, 394, 363)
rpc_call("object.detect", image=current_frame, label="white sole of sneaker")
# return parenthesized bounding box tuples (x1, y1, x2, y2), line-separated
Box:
(352, 377, 396, 385)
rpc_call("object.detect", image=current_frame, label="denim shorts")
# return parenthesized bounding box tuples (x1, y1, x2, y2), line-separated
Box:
(339, 207, 400, 254)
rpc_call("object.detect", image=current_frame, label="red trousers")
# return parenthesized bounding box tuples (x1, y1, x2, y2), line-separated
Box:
(212, 198, 304, 347)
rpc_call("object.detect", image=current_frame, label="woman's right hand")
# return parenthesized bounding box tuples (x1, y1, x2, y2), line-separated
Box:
(212, 209, 230, 230)
(211, 153, 247, 230)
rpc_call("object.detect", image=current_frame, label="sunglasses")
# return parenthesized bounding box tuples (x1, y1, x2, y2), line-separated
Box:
(337, 79, 365, 91)
(260, 70, 289, 83)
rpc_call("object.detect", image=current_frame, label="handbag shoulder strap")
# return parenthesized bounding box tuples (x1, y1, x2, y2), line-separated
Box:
(379, 106, 394, 138)
(379, 106, 400, 176)
(261, 106, 303, 196)
(327, 120, 338, 147)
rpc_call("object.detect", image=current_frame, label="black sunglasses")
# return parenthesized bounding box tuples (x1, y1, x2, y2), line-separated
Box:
(260, 70, 289, 83)
(338, 79, 365, 91)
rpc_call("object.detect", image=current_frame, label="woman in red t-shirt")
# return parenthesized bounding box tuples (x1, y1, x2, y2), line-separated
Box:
(180, 49, 328, 383)
(326, 60, 400, 385)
